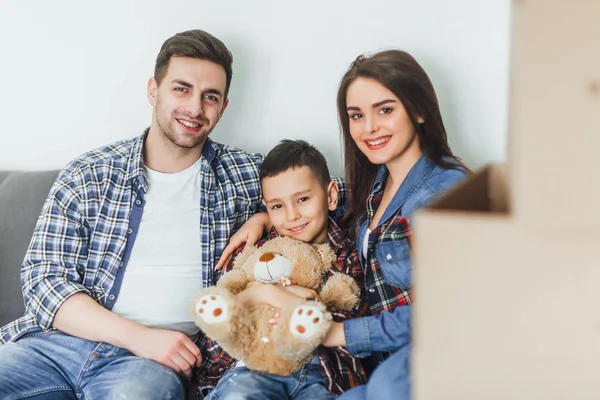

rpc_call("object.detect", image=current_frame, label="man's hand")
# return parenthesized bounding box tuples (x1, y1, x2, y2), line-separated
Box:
(129, 327, 202, 378)
(216, 212, 271, 270)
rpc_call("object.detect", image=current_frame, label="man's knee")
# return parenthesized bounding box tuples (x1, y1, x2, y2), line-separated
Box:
(108, 359, 184, 400)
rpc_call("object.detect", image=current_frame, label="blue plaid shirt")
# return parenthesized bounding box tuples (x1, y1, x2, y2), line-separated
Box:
(0, 132, 264, 344)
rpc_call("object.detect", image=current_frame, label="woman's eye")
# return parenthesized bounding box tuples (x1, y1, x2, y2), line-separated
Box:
(349, 113, 362, 120)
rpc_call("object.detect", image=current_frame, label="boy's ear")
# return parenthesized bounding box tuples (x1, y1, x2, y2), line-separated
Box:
(327, 181, 339, 211)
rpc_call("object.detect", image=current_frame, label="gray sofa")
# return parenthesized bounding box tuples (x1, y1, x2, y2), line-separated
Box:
(0, 170, 59, 327)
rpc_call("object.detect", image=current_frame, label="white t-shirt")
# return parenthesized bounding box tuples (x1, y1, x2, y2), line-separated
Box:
(363, 227, 372, 259)
(112, 160, 203, 335)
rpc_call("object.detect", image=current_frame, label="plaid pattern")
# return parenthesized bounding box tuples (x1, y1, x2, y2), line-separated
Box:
(363, 184, 413, 315)
(0, 131, 264, 345)
(190, 217, 368, 396)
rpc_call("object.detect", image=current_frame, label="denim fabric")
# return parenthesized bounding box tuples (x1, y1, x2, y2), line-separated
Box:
(207, 362, 335, 400)
(344, 305, 411, 356)
(337, 341, 411, 400)
(0, 330, 185, 400)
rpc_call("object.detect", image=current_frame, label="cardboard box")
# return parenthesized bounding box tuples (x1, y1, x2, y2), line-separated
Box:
(412, 1, 600, 398)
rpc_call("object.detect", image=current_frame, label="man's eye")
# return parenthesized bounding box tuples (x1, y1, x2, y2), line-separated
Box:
(175, 87, 188, 93)
(204, 95, 219, 102)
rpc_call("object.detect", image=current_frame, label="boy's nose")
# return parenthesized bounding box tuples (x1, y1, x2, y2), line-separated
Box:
(286, 207, 301, 221)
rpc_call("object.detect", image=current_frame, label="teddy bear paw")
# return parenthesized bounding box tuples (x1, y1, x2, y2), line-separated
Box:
(194, 294, 229, 324)
(289, 304, 327, 339)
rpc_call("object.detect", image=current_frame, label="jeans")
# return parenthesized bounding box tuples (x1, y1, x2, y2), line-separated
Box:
(207, 361, 335, 400)
(337, 342, 411, 400)
(0, 330, 185, 400)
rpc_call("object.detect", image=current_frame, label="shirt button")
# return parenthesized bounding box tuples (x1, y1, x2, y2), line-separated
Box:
(369, 288, 375, 293)
(135, 199, 141, 206)
(386, 253, 392, 260)
(119, 261, 124, 267)
(108, 294, 115, 300)
(127, 228, 133, 235)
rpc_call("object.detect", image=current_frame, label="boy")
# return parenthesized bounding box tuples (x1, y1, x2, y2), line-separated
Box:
(205, 139, 368, 399)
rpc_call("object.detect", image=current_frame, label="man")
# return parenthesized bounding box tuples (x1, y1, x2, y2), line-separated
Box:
(0, 29, 265, 399)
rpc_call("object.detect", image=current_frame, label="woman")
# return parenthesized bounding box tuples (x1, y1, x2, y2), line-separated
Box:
(321, 50, 468, 399)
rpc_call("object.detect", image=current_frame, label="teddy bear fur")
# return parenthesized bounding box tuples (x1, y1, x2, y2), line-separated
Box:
(190, 236, 360, 376)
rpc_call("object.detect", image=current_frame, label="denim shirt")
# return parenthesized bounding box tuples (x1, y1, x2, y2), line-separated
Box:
(344, 155, 467, 355)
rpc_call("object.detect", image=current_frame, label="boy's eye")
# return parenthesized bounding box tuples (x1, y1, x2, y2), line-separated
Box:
(298, 197, 309, 203)
(271, 204, 282, 210)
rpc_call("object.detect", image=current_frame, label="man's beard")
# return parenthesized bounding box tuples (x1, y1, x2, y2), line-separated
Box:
(157, 112, 217, 150)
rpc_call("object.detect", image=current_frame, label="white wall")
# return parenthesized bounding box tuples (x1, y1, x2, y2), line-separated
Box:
(0, 0, 511, 174)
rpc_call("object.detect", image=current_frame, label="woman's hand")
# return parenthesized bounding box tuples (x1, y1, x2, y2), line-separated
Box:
(321, 322, 346, 347)
(216, 212, 272, 270)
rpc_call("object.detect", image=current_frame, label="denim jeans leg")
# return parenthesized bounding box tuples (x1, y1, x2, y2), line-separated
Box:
(290, 364, 336, 400)
(0, 331, 96, 400)
(79, 344, 185, 400)
(207, 367, 288, 400)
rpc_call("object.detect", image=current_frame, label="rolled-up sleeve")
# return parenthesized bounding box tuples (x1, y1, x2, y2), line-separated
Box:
(20, 171, 90, 330)
(344, 305, 412, 356)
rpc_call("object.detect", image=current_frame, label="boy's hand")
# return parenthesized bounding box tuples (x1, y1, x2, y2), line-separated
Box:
(216, 212, 271, 270)
(281, 285, 320, 301)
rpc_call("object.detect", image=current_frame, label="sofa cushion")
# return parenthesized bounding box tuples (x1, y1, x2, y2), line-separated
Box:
(0, 170, 59, 326)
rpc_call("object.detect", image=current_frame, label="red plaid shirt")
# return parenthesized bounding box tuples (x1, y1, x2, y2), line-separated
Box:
(190, 217, 368, 397)
(362, 188, 413, 315)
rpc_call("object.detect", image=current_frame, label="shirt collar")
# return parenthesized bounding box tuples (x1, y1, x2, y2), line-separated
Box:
(127, 130, 149, 193)
(127, 130, 221, 194)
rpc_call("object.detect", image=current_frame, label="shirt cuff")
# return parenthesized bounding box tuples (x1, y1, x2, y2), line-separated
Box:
(343, 316, 373, 356)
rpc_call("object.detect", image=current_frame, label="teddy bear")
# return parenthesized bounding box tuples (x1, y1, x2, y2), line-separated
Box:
(190, 235, 360, 376)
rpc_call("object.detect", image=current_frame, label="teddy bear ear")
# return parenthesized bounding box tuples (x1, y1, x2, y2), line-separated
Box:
(312, 243, 337, 266)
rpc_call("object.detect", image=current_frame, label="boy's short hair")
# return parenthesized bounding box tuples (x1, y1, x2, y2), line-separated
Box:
(260, 140, 330, 188)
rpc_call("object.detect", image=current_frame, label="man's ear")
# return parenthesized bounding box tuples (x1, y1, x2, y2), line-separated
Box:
(147, 77, 158, 106)
(327, 181, 339, 211)
(220, 98, 229, 117)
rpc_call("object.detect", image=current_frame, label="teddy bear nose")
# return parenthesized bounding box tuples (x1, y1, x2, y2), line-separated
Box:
(254, 252, 293, 283)
(259, 252, 276, 262)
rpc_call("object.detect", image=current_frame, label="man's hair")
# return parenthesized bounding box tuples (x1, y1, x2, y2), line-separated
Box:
(154, 29, 233, 98)
(260, 140, 331, 188)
